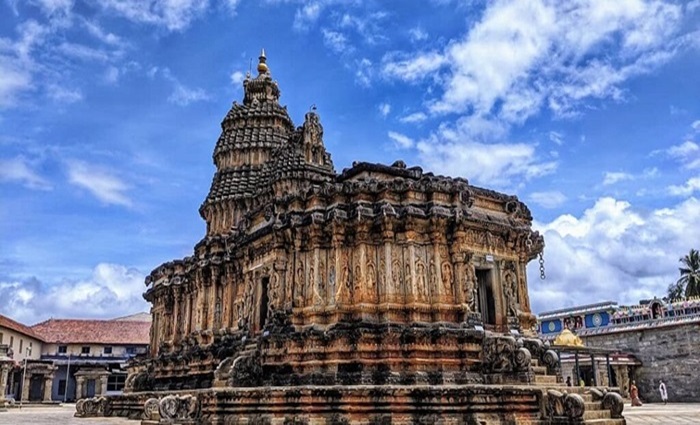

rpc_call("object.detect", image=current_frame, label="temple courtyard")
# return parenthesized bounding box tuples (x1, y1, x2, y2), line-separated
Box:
(0, 403, 697, 424)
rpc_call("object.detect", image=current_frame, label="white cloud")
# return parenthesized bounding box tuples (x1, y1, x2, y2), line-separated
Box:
(692, 120, 700, 131)
(383, 0, 689, 121)
(322, 29, 350, 54)
(529, 191, 567, 209)
(528, 196, 700, 313)
(665, 140, 700, 169)
(66, 160, 132, 207)
(293, 1, 323, 31)
(381, 50, 446, 83)
(168, 82, 209, 106)
(97, 0, 210, 31)
(354, 57, 373, 87)
(602, 171, 634, 185)
(32, 0, 73, 19)
(548, 131, 563, 145)
(388, 131, 414, 149)
(400, 112, 428, 124)
(222, 0, 240, 14)
(417, 137, 557, 186)
(46, 84, 82, 103)
(0, 61, 32, 108)
(0, 263, 148, 324)
(82, 19, 123, 46)
(409, 26, 428, 42)
(230, 70, 245, 86)
(0, 156, 52, 190)
(668, 176, 700, 196)
(104, 66, 120, 84)
(378, 102, 391, 118)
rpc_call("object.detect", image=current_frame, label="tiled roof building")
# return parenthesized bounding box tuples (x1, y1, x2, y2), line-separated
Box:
(0, 313, 150, 405)
(32, 319, 150, 345)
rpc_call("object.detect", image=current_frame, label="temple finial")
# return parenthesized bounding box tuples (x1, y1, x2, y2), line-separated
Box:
(257, 48, 268, 74)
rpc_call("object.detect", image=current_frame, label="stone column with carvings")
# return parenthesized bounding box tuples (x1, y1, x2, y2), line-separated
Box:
(172, 286, 181, 344)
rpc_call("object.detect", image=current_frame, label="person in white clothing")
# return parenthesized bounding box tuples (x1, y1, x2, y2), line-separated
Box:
(659, 380, 668, 405)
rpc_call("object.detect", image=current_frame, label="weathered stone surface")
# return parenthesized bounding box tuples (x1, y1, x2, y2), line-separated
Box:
(583, 323, 700, 402)
(76, 53, 627, 425)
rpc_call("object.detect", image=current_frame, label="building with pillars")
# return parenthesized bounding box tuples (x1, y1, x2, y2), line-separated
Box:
(539, 297, 700, 403)
(32, 317, 150, 401)
(0, 312, 149, 406)
(74, 52, 628, 425)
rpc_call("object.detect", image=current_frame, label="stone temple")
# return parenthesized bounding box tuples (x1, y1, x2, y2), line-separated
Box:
(75, 51, 626, 424)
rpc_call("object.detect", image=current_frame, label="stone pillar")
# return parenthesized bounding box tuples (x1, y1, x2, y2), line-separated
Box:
(0, 364, 9, 395)
(99, 375, 108, 396)
(0, 362, 11, 406)
(75, 376, 84, 400)
(21, 372, 30, 402)
(43, 376, 52, 402)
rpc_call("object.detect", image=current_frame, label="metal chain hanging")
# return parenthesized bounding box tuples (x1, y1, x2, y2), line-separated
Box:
(538, 251, 546, 280)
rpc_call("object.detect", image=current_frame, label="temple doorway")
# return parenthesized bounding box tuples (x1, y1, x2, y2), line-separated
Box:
(476, 269, 496, 326)
(257, 276, 270, 333)
(86, 379, 96, 398)
(29, 375, 43, 401)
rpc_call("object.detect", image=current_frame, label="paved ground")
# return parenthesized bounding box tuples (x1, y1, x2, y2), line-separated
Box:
(624, 402, 700, 424)
(1, 403, 698, 424)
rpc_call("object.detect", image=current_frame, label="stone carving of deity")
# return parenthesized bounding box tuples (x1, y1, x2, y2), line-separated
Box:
(391, 259, 401, 285)
(441, 262, 453, 296)
(270, 272, 280, 310)
(315, 258, 325, 305)
(308, 265, 315, 304)
(295, 266, 304, 306)
(379, 257, 386, 293)
(416, 260, 427, 299)
(354, 265, 362, 300)
(337, 258, 350, 302)
(463, 264, 477, 311)
(429, 260, 437, 294)
(504, 272, 519, 317)
(328, 265, 336, 304)
(367, 262, 376, 296)
(405, 263, 412, 296)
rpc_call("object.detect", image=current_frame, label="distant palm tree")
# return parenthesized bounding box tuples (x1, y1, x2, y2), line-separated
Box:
(677, 249, 700, 298)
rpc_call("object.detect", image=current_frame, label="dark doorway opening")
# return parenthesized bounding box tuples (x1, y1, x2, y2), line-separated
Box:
(259, 276, 270, 332)
(608, 367, 618, 387)
(29, 375, 43, 401)
(476, 269, 496, 326)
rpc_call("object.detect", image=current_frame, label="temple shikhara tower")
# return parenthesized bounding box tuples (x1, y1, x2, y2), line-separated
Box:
(74, 52, 627, 425)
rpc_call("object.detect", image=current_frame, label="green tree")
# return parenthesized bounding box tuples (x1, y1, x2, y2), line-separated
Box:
(666, 281, 685, 301)
(677, 249, 700, 298)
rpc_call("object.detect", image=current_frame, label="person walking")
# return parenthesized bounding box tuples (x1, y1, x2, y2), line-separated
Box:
(659, 380, 668, 405)
(630, 381, 643, 406)
(566, 377, 572, 387)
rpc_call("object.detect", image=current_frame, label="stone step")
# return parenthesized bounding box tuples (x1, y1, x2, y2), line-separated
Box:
(583, 409, 612, 421)
(531, 365, 547, 375)
(530, 358, 539, 367)
(584, 402, 604, 410)
(582, 419, 625, 425)
(534, 375, 558, 384)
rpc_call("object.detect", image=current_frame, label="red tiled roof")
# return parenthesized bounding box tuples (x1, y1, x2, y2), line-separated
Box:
(31, 319, 150, 345)
(0, 313, 44, 341)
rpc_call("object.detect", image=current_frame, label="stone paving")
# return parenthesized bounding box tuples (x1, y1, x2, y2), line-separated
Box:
(0, 403, 698, 424)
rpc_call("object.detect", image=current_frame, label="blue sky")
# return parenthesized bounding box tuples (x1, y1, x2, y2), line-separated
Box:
(1, 0, 700, 324)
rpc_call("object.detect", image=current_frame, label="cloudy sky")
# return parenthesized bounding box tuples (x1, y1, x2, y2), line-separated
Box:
(1, 0, 699, 324)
